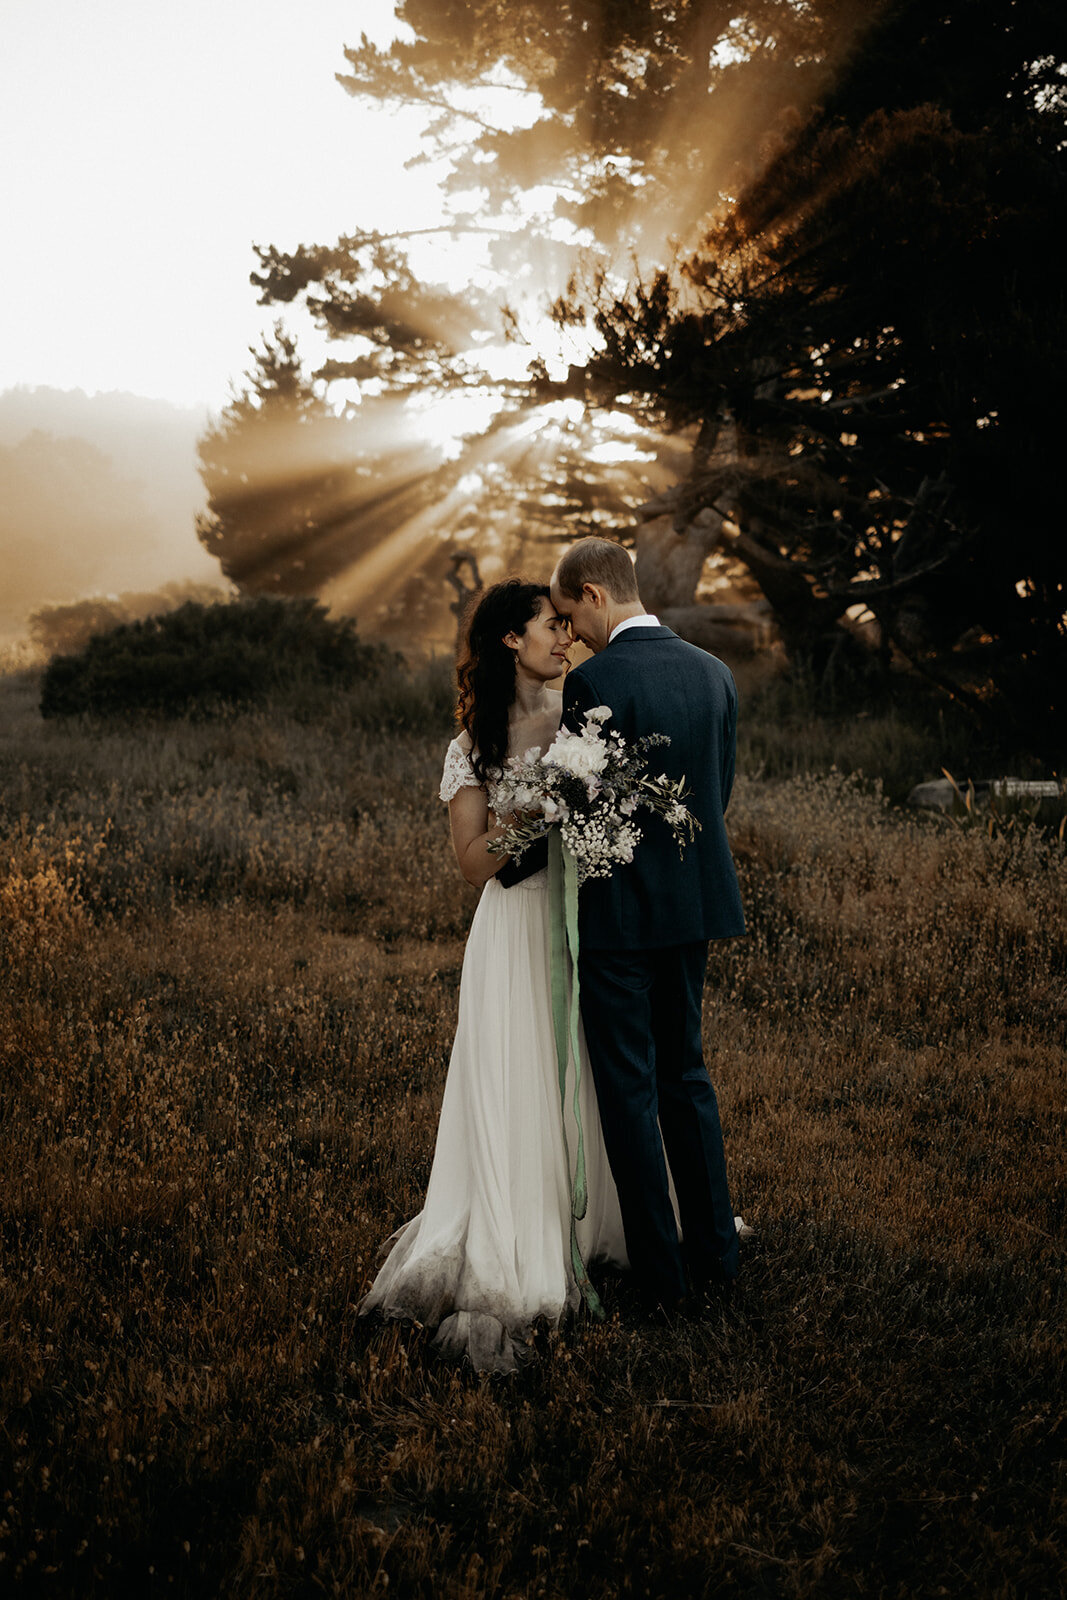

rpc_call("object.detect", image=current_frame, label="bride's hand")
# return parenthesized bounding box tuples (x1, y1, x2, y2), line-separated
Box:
(493, 805, 539, 829)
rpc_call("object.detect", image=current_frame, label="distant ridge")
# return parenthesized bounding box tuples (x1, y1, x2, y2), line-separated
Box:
(0, 384, 209, 508)
(0, 385, 222, 641)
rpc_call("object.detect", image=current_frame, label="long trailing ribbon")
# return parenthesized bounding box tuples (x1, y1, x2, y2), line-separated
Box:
(547, 828, 604, 1321)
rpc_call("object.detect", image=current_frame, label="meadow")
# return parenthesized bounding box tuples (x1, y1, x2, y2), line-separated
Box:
(0, 656, 1063, 1598)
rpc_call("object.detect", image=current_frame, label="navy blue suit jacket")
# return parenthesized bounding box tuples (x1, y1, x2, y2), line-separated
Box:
(561, 625, 746, 951)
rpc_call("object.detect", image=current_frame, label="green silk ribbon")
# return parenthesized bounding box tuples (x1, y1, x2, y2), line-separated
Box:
(547, 828, 604, 1321)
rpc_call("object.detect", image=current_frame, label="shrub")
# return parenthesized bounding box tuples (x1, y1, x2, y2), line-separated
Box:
(39, 597, 398, 719)
(734, 658, 1061, 803)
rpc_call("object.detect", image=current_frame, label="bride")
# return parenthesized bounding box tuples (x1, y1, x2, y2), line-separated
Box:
(358, 579, 627, 1372)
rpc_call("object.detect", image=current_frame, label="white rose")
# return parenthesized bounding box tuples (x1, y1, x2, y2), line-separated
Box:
(545, 729, 608, 779)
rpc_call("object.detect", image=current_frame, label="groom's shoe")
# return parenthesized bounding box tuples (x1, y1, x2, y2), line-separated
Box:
(687, 1275, 735, 1320)
(637, 1291, 695, 1327)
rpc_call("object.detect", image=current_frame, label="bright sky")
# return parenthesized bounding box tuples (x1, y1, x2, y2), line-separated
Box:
(0, 0, 448, 409)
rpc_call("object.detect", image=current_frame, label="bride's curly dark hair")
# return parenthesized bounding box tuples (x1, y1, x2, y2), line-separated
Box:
(456, 579, 550, 783)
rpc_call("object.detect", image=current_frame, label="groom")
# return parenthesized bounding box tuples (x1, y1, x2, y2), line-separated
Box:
(548, 536, 746, 1314)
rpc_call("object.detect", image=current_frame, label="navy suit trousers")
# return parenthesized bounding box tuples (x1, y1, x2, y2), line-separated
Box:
(578, 941, 739, 1307)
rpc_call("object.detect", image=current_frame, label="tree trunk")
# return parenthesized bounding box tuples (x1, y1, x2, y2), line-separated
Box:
(634, 509, 725, 611)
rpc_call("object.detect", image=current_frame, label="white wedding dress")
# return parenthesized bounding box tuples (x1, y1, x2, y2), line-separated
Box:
(358, 736, 629, 1372)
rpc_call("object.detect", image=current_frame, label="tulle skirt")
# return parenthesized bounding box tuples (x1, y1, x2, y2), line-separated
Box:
(359, 868, 628, 1372)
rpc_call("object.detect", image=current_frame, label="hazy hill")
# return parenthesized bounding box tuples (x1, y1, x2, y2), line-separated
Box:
(0, 386, 223, 640)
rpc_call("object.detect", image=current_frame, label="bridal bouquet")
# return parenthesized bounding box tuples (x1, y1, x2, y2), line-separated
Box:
(488, 705, 700, 885)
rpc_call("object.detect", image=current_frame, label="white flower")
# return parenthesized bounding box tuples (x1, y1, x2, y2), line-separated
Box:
(544, 728, 609, 779)
(615, 823, 640, 863)
(488, 716, 692, 884)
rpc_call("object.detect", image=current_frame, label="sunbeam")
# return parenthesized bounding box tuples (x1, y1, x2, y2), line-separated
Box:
(318, 406, 571, 621)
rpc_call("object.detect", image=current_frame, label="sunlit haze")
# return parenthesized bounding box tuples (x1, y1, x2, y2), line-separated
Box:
(0, 1, 927, 651)
(0, 0, 439, 409)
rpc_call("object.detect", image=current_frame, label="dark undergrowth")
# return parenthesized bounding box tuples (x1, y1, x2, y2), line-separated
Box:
(732, 658, 1063, 807)
(0, 663, 1063, 1598)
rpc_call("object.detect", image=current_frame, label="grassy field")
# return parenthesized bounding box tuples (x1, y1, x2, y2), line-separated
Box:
(0, 658, 1064, 1598)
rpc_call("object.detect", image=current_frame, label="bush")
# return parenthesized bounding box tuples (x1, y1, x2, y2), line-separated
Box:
(39, 597, 398, 719)
(734, 659, 1060, 803)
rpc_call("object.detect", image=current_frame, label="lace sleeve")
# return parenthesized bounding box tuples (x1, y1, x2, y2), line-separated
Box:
(439, 737, 482, 803)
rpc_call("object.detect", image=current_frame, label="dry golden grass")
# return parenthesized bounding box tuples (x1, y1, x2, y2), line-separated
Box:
(0, 664, 1063, 1598)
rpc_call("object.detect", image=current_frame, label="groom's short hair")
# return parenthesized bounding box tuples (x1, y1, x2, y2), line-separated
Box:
(555, 537, 639, 602)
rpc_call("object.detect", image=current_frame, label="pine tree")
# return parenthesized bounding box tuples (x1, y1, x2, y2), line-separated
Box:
(223, 2, 1065, 737)
(551, 1, 1066, 738)
(196, 325, 366, 595)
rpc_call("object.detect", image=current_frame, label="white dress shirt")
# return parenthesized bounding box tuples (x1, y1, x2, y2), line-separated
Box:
(608, 613, 661, 644)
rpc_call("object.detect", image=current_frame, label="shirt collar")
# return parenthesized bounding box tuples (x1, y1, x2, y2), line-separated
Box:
(608, 613, 661, 644)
